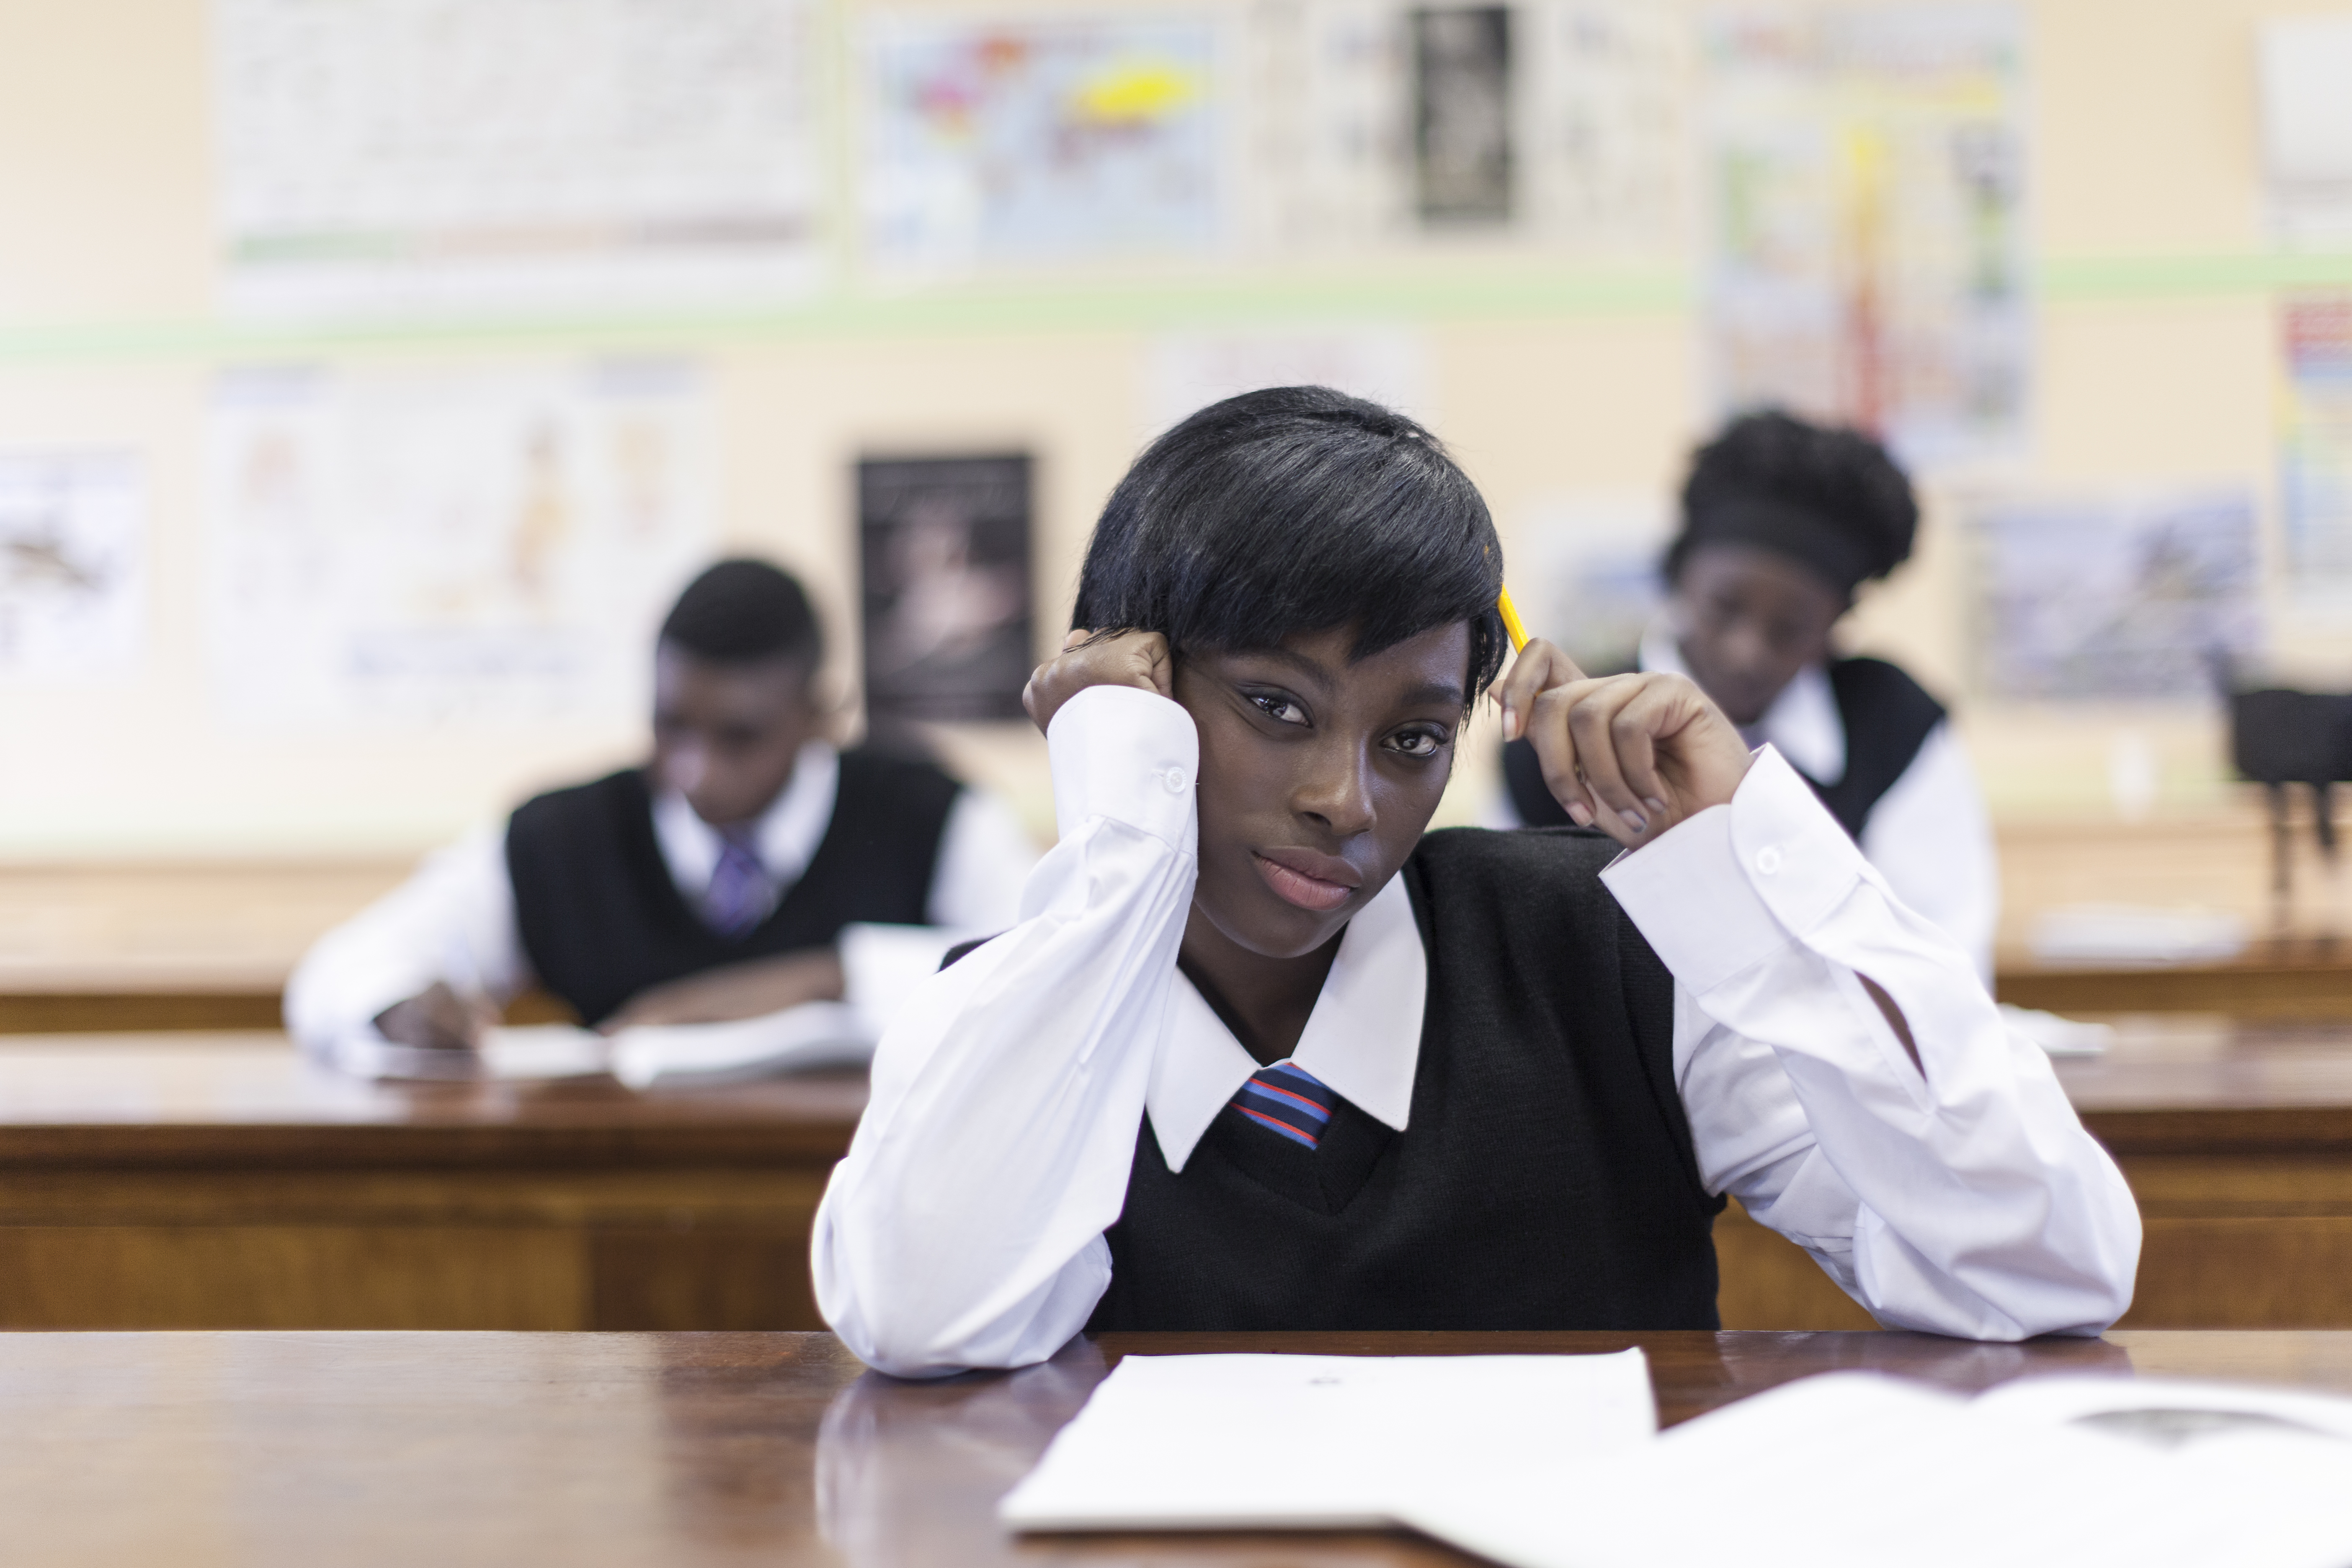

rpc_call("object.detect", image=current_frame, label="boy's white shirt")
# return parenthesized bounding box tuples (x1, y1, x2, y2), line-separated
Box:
(283, 740, 1041, 1075)
(812, 686, 2141, 1378)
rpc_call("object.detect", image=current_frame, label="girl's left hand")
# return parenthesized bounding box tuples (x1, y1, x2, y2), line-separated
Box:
(1496, 638, 1753, 849)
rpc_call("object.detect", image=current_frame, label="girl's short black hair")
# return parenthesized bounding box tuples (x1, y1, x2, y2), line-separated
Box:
(1665, 410, 1919, 596)
(1073, 386, 1507, 698)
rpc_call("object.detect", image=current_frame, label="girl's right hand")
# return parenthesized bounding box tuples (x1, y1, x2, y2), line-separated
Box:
(1022, 629, 1174, 735)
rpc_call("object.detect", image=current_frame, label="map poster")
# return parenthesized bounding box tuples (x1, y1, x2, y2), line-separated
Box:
(1700, 6, 2032, 467)
(862, 13, 1221, 271)
(214, 0, 823, 319)
(0, 452, 145, 681)
(208, 361, 713, 728)
(1970, 490, 2260, 702)
(2282, 295, 2352, 598)
(859, 455, 1034, 727)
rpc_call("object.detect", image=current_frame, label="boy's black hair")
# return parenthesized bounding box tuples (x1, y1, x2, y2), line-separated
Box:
(1073, 386, 1507, 699)
(659, 558, 823, 667)
(1666, 410, 1919, 597)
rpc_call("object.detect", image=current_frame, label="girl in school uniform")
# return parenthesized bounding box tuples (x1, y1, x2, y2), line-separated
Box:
(1501, 411, 1998, 976)
(813, 388, 2135, 1378)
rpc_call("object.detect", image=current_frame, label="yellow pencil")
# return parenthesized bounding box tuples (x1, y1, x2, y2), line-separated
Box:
(1497, 585, 1529, 654)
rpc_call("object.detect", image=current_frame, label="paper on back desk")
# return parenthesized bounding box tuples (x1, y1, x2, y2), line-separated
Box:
(1402, 1372, 2352, 1568)
(475, 1002, 874, 1086)
(997, 1349, 1654, 1532)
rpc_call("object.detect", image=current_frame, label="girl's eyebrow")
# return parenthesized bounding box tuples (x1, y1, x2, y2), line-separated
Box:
(1398, 682, 1468, 709)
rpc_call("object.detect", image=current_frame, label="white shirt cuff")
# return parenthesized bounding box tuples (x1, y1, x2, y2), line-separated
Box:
(1045, 684, 1198, 846)
(1599, 745, 1870, 994)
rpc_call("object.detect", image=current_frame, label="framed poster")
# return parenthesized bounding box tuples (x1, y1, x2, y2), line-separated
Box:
(859, 454, 1034, 725)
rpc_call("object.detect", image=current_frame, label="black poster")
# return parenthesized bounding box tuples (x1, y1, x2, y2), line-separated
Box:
(1412, 6, 1513, 225)
(859, 453, 1034, 725)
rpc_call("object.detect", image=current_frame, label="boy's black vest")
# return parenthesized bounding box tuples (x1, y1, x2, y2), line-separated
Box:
(505, 750, 960, 1026)
(1504, 655, 1946, 842)
(1082, 825, 1725, 1333)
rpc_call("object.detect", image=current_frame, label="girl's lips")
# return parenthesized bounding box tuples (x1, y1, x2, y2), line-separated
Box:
(1251, 851, 1359, 912)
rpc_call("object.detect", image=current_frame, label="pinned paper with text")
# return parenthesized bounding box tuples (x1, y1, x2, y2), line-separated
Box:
(0, 453, 146, 682)
(214, 0, 823, 319)
(207, 361, 713, 728)
(1700, 6, 2032, 467)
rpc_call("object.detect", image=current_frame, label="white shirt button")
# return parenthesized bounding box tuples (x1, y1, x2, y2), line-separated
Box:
(1161, 768, 1190, 794)
(1754, 845, 1784, 875)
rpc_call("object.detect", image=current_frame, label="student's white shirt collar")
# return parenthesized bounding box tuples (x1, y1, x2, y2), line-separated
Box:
(1639, 624, 1845, 785)
(1145, 872, 1426, 1173)
(650, 740, 841, 896)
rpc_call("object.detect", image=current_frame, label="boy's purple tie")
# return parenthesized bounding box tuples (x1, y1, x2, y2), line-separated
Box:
(705, 829, 767, 937)
(1231, 1060, 1338, 1149)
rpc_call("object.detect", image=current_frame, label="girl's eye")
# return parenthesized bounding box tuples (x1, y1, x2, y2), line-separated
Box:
(1386, 728, 1448, 758)
(1249, 693, 1308, 725)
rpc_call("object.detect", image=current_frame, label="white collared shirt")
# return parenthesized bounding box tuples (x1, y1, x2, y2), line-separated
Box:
(284, 741, 1041, 1075)
(812, 685, 2139, 1378)
(1634, 627, 1999, 981)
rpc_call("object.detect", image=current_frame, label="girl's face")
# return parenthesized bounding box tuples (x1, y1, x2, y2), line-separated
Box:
(1669, 542, 1847, 727)
(1173, 621, 1472, 960)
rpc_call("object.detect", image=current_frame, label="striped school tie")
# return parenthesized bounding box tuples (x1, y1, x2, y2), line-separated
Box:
(1232, 1061, 1338, 1149)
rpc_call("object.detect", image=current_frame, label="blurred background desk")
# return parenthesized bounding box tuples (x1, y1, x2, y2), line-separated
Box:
(0, 1328, 2342, 1567)
(4, 1021, 2352, 1331)
(0, 1034, 858, 1329)
(16, 821, 2352, 1032)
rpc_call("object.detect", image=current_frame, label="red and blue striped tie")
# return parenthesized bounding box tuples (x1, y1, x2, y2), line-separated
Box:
(1232, 1061, 1338, 1149)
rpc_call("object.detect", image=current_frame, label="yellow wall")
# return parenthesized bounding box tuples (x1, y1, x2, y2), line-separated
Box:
(0, 0, 2342, 858)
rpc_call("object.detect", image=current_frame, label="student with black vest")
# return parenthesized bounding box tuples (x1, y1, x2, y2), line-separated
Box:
(1498, 411, 1997, 977)
(812, 388, 2136, 1376)
(287, 559, 1039, 1077)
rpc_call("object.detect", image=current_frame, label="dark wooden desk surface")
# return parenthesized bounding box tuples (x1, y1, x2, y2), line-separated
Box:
(0, 1328, 2340, 1567)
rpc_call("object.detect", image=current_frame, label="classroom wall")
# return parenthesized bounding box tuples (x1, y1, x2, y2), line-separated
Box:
(0, 0, 2341, 859)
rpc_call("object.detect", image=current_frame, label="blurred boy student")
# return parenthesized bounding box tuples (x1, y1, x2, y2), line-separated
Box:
(812, 389, 2136, 1377)
(287, 559, 1039, 1076)
(1499, 412, 1997, 977)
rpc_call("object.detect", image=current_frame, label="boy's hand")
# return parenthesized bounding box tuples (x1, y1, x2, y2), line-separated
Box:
(1496, 638, 1753, 849)
(1022, 629, 1174, 736)
(374, 980, 497, 1055)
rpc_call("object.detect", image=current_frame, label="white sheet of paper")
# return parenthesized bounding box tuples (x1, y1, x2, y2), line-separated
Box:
(479, 1024, 610, 1081)
(1402, 1371, 2352, 1568)
(998, 1349, 1654, 1532)
(607, 1001, 872, 1089)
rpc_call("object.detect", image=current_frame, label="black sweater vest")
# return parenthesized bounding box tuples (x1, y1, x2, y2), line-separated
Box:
(1504, 655, 1947, 842)
(505, 750, 961, 1025)
(1084, 825, 1725, 1333)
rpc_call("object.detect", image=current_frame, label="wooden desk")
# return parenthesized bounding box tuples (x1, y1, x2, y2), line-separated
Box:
(10, 1020, 2352, 1332)
(0, 1034, 860, 1330)
(0, 1328, 2337, 1566)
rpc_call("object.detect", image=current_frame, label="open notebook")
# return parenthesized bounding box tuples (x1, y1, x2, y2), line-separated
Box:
(1006, 1355, 2352, 1568)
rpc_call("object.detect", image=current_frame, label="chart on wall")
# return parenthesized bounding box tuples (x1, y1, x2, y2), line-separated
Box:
(1699, 6, 2030, 468)
(1970, 490, 2260, 702)
(1238, 0, 1687, 255)
(0, 453, 146, 681)
(858, 455, 1034, 725)
(213, 0, 823, 319)
(207, 362, 713, 728)
(2282, 296, 2352, 599)
(861, 14, 1222, 271)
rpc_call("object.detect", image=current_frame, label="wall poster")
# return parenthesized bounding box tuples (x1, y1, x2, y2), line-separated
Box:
(859, 454, 1035, 726)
